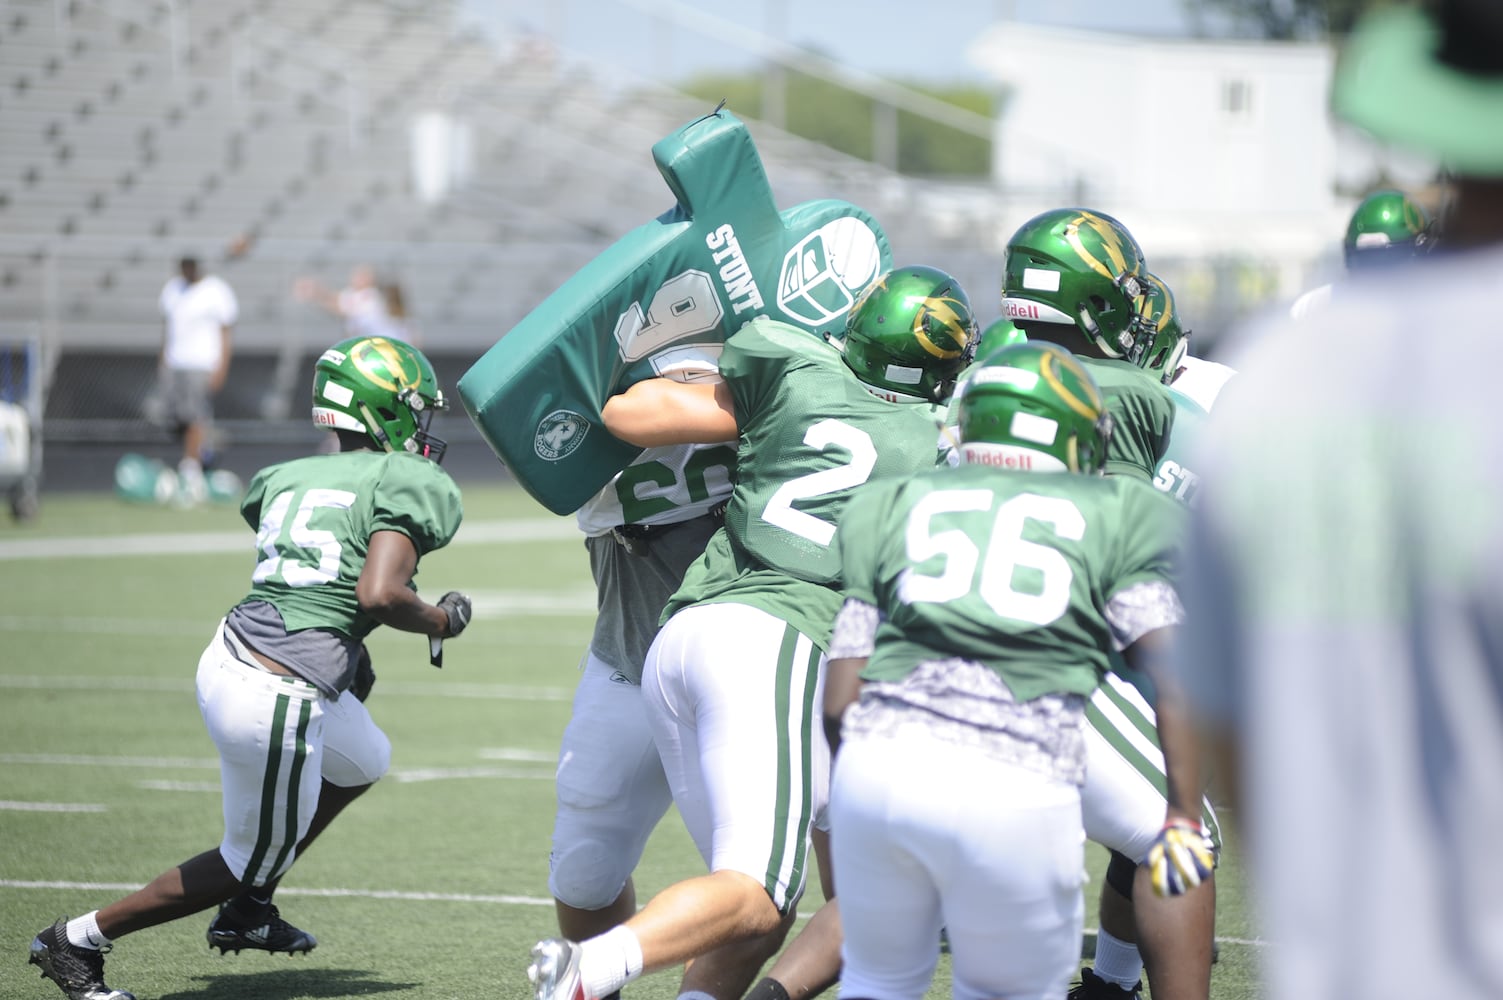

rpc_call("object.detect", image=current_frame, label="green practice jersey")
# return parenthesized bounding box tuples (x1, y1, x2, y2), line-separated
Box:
(238, 450, 463, 638)
(665, 318, 945, 646)
(1081, 358, 1175, 481)
(840, 465, 1184, 702)
(1152, 386, 1208, 506)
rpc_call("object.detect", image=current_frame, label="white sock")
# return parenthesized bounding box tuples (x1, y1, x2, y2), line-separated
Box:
(579, 925, 644, 999)
(65, 911, 109, 950)
(1092, 927, 1144, 988)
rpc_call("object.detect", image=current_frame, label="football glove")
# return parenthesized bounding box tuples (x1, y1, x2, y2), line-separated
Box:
(1146, 817, 1216, 898)
(352, 643, 376, 702)
(438, 591, 472, 638)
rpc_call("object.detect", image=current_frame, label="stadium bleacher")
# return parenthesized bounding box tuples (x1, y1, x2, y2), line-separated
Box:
(0, 0, 1007, 488)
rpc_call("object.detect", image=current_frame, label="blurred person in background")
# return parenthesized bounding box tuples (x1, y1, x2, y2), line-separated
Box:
(295, 265, 408, 342)
(1175, 1, 1503, 996)
(155, 255, 236, 505)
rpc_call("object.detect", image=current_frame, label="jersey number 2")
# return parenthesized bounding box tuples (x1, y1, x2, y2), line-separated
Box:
(761, 419, 877, 546)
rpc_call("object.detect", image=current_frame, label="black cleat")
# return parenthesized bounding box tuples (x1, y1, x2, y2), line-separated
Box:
(1067, 967, 1142, 1000)
(206, 903, 317, 956)
(28, 918, 136, 1000)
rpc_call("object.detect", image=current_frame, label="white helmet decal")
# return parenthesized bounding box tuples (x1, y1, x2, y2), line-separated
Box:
(776, 217, 882, 327)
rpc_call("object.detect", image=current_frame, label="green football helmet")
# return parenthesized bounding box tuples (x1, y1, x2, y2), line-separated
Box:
(973, 318, 1028, 367)
(1000, 208, 1153, 364)
(835, 264, 978, 404)
(956, 342, 1113, 474)
(312, 336, 450, 462)
(1344, 190, 1431, 270)
(1138, 273, 1190, 385)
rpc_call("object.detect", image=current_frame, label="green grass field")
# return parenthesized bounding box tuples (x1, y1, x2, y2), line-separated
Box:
(0, 485, 1263, 1000)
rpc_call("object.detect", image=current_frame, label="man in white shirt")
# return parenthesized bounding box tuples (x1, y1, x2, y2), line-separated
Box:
(157, 256, 237, 501)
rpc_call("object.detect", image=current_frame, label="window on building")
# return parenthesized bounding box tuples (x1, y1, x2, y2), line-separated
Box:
(1222, 79, 1253, 118)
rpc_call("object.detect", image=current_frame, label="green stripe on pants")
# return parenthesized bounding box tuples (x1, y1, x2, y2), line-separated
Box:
(243, 692, 291, 885)
(265, 696, 313, 881)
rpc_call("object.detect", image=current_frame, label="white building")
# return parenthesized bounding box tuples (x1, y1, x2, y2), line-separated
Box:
(968, 22, 1429, 305)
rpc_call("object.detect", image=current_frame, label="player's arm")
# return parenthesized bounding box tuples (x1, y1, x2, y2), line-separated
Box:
(1126, 626, 1215, 897)
(1124, 627, 1201, 824)
(356, 530, 469, 638)
(601, 378, 738, 448)
(824, 594, 883, 754)
(823, 656, 865, 756)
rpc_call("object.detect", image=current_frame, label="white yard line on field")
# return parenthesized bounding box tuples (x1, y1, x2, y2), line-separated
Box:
(0, 801, 107, 812)
(0, 748, 558, 782)
(0, 879, 556, 907)
(0, 675, 573, 701)
(0, 517, 580, 561)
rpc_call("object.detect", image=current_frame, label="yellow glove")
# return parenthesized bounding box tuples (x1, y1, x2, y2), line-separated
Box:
(1146, 817, 1216, 897)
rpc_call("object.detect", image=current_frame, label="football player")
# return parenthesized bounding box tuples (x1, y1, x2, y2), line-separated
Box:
(1001, 209, 1174, 482)
(1140, 274, 1210, 509)
(1000, 211, 1218, 1000)
(28, 337, 472, 1000)
(1289, 188, 1434, 320)
(547, 443, 733, 963)
(526, 266, 976, 1000)
(825, 342, 1210, 1000)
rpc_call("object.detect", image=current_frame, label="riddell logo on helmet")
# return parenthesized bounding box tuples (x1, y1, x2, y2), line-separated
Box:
(963, 446, 1035, 469)
(312, 411, 339, 427)
(1003, 300, 1042, 320)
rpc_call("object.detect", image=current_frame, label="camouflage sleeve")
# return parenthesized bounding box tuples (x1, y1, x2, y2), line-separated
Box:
(828, 598, 881, 659)
(1104, 581, 1184, 651)
(371, 456, 464, 556)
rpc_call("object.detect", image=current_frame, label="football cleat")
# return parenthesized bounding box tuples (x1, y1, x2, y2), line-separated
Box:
(28, 918, 136, 1000)
(206, 903, 317, 956)
(527, 937, 589, 1000)
(1066, 966, 1142, 1000)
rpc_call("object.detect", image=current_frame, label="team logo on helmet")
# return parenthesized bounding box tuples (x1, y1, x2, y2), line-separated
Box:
(350, 338, 422, 393)
(1064, 211, 1143, 295)
(1038, 347, 1105, 420)
(777, 217, 882, 327)
(912, 294, 974, 360)
(534, 409, 590, 462)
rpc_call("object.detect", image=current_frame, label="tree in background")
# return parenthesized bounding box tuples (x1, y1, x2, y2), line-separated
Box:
(677, 71, 994, 178)
(1184, 0, 1394, 39)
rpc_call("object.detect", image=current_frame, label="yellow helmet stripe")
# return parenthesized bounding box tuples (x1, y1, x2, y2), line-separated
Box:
(1039, 349, 1104, 420)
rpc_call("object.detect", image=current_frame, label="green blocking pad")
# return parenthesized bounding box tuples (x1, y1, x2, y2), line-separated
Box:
(457, 108, 892, 515)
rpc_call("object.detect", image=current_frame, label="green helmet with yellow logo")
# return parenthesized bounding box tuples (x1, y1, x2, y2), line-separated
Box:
(312, 336, 449, 461)
(837, 264, 978, 404)
(1138, 273, 1190, 385)
(1001, 208, 1153, 364)
(1344, 190, 1432, 270)
(956, 342, 1114, 474)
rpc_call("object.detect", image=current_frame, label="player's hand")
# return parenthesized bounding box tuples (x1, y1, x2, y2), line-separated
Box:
(352, 643, 376, 702)
(437, 591, 472, 638)
(1146, 817, 1216, 897)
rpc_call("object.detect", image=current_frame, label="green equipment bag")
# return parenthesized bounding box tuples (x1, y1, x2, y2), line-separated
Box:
(458, 107, 892, 515)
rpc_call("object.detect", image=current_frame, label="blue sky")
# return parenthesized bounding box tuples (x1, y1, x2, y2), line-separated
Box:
(459, 0, 1198, 85)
